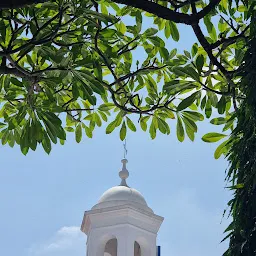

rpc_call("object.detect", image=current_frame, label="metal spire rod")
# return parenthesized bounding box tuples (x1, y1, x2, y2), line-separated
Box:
(123, 138, 128, 159)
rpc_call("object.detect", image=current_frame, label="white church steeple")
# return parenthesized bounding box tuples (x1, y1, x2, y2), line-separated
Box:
(81, 159, 164, 256)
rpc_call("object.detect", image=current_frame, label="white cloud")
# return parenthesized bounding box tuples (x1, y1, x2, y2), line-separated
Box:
(28, 226, 86, 256)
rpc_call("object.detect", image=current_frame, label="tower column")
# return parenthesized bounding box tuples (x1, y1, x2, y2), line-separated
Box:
(117, 232, 134, 256)
(86, 230, 105, 256)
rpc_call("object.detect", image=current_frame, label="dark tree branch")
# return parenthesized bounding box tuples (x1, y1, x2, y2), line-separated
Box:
(6, 55, 32, 77)
(62, 108, 94, 112)
(0, 66, 27, 77)
(220, 15, 240, 34)
(112, 0, 220, 24)
(117, 36, 139, 55)
(196, 0, 221, 20)
(0, 0, 47, 9)
(162, 0, 200, 10)
(109, 65, 166, 87)
(112, 0, 193, 24)
(232, 88, 238, 111)
(192, 23, 229, 76)
(53, 40, 84, 47)
(211, 25, 250, 49)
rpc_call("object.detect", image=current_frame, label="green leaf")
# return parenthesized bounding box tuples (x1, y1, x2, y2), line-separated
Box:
(72, 72, 95, 105)
(117, 21, 126, 34)
(210, 117, 226, 125)
(204, 16, 217, 41)
(163, 80, 196, 94)
(220, 232, 232, 243)
(202, 133, 227, 143)
(205, 99, 212, 118)
(157, 118, 170, 135)
(0, 122, 6, 128)
(227, 183, 245, 190)
(224, 222, 234, 233)
(140, 116, 150, 131)
(191, 43, 198, 57)
(218, 96, 227, 114)
(176, 115, 185, 142)
(149, 119, 156, 139)
(101, 3, 108, 14)
(184, 50, 191, 59)
(99, 103, 116, 111)
(164, 21, 171, 38)
(169, 48, 177, 59)
(177, 91, 200, 111)
(2, 129, 10, 145)
(214, 139, 229, 159)
(84, 126, 93, 138)
(55, 126, 66, 140)
(42, 132, 51, 154)
(75, 124, 82, 143)
(172, 67, 200, 82)
(159, 47, 169, 61)
(44, 112, 62, 126)
(94, 62, 103, 80)
(77, 70, 105, 95)
(106, 120, 116, 134)
(182, 115, 197, 141)
(182, 111, 204, 121)
(144, 28, 158, 37)
(65, 127, 74, 132)
(169, 21, 179, 41)
(135, 10, 142, 33)
(182, 115, 197, 132)
(120, 121, 127, 141)
(10, 77, 23, 87)
(94, 113, 102, 127)
(148, 36, 165, 47)
(218, 17, 227, 33)
(126, 117, 136, 132)
(195, 55, 204, 73)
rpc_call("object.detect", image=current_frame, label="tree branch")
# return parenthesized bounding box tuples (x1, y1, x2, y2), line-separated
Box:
(0, 66, 27, 77)
(109, 65, 166, 87)
(196, 0, 221, 20)
(112, 0, 221, 25)
(0, 0, 47, 9)
(112, 0, 195, 24)
(210, 25, 250, 49)
(192, 23, 229, 76)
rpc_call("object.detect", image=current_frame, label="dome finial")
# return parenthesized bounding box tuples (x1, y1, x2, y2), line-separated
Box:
(119, 159, 129, 187)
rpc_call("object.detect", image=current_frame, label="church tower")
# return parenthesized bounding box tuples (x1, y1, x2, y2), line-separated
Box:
(81, 159, 164, 256)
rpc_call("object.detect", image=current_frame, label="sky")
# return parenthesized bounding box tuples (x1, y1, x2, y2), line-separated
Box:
(0, 13, 232, 256)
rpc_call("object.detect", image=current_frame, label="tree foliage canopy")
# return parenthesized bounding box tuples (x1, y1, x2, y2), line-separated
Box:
(0, 0, 251, 155)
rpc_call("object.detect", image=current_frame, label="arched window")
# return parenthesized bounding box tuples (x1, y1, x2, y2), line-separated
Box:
(134, 241, 141, 256)
(104, 238, 117, 256)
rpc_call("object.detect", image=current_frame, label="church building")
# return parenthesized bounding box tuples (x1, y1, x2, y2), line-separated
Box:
(81, 159, 164, 256)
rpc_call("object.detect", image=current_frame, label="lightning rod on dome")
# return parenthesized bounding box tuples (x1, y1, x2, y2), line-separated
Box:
(123, 138, 128, 159)
(119, 139, 129, 187)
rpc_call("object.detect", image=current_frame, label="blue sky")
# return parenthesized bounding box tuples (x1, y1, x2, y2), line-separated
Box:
(0, 17, 231, 256)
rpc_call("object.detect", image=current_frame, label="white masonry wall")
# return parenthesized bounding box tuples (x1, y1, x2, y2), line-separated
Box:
(87, 224, 157, 256)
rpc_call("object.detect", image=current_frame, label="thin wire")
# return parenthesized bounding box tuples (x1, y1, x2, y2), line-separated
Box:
(123, 138, 128, 159)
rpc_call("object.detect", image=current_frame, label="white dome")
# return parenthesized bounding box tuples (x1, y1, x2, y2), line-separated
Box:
(91, 159, 153, 213)
(99, 186, 147, 205)
(92, 185, 153, 213)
